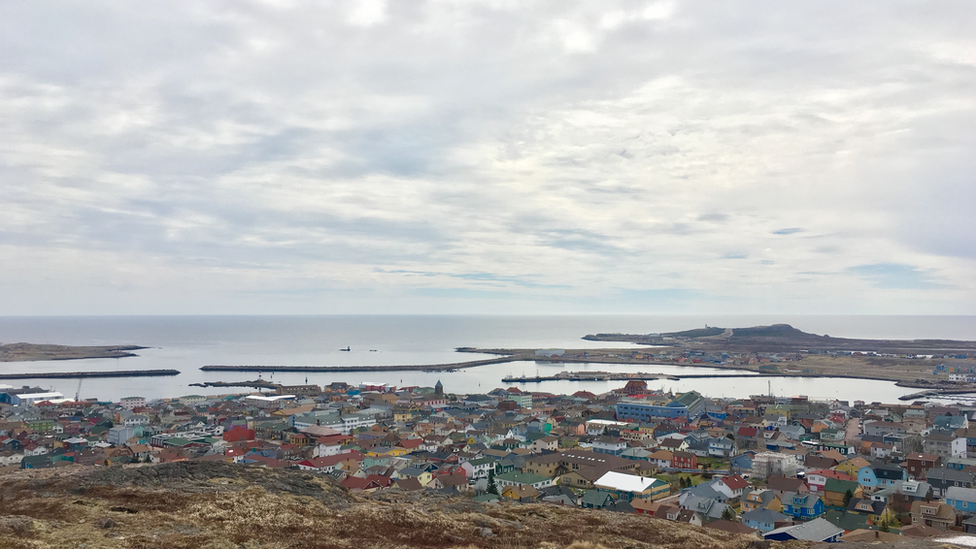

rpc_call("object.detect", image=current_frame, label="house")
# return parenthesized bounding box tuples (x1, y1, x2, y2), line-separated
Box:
(926, 468, 975, 498)
(806, 469, 853, 494)
(906, 453, 940, 480)
(631, 498, 664, 516)
(767, 475, 808, 499)
(857, 463, 906, 492)
(741, 508, 789, 533)
(712, 474, 749, 501)
(594, 471, 670, 501)
(764, 518, 844, 543)
(502, 484, 540, 501)
(780, 491, 825, 520)
(580, 489, 616, 509)
(539, 484, 579, 506)
(740, 489, 782, 513)
(846, 497, 890, 524)
(592, 436, 627, 456)
(681, 494, 733, 524)
(823, 478, 862, 508)
(672, 451, 697, 469)
(923, 433, 966, 459)
(910, 500, 957, 531)
(648, 449, 673, 469)
(494, 471, 553, 490)
(945, 486, 976, 515)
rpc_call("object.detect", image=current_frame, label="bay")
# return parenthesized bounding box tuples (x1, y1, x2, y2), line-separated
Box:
(1, 315, 974, 402)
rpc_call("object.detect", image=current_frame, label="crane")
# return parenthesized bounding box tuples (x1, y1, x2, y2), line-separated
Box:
(75, 378, 83, 401)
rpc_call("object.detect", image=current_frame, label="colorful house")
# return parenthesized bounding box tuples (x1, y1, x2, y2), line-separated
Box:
(780, 491, 825, 520)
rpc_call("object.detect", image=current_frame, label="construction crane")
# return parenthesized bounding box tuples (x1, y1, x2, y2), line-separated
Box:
(75, 378, 83, 401)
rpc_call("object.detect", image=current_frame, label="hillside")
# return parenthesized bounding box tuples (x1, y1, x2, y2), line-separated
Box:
(0, 462, 792, 549)
(585, 324, 976, 354)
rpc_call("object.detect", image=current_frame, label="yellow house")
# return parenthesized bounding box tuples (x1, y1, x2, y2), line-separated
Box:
(834, 456, 870, 477)
(366, 447, 408, 458)
(740, 489, 782, 513)
(502, 484, 539, 500)
(393, 409, 418, 422)
(399, 469, 433, 487)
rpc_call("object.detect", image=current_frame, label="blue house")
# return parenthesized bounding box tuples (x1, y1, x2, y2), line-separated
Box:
(946, 486, 976, 513)
(741, 508, 789, 533)
(781, 491, 825, 520)
(730, 453, 753, 471)
(858, 464, 907, 491)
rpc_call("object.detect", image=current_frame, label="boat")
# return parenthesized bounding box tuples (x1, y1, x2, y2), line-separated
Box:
(340, 346, 351, 352)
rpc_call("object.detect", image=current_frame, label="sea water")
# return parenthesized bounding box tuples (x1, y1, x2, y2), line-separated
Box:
(1, 315, 974, 402)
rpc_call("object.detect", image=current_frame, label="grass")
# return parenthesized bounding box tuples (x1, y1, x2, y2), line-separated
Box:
(0, 464, 776, 549)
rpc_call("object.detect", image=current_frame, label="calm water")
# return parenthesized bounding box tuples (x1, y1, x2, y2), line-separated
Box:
(1, 315, 975, 402)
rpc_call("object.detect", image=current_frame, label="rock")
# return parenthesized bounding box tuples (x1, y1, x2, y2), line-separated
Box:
(479, 527, 495, 538)
(0, 515, 34, 538)
(97, 517, 116, 529)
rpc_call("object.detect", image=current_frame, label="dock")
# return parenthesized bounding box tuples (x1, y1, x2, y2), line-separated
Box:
(501, 372, 764, 383)
(190, 379, 281, 390)
(200, 356, 519, 374)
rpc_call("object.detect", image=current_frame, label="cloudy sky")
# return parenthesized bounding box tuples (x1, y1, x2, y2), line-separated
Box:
(1, 1, 974, 315)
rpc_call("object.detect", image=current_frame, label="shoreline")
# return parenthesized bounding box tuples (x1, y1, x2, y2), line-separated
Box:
(0, 369, 180, 380)
(0, 343, 148, 363)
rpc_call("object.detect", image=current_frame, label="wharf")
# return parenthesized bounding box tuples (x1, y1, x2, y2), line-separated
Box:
(200, 356, 519, 374)
(190, 379, 281, 390)
(0, 369, 180, 380)
(502, 372, 761, 383)
(898, 388, 976, 401)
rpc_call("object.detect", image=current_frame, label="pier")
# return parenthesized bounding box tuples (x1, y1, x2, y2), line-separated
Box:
(0, 369, 180, 380)
(501, 372, 766, 383)
(190, 379, 281, 390)
(200, 356, 519, 374)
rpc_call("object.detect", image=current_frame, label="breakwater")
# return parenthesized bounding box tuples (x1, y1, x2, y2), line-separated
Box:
(502, 372, 769, 383)
(200, 356, 519, 374)
(0, 369, 180, 380)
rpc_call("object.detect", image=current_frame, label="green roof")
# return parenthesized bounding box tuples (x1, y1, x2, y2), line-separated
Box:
(825, 478, 860, 493)
(823, 509, 869, 532)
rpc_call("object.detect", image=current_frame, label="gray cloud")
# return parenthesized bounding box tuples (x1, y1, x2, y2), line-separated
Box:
(0, 0, 974, 314)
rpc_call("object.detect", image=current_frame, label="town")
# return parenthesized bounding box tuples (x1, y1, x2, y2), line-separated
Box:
(4, 378, 976, 544)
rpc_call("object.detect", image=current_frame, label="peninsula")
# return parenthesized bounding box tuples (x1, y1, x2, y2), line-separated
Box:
(0, 343, 147, 362)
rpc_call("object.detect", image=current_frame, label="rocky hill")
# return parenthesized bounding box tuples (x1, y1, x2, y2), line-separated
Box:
(0, 462, 798, 549)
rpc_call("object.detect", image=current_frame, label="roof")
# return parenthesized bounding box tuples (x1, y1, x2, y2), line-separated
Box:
(946, 486, 976, 503)
(764, 518, 843, 541)
(593, 471, 660, 493)
(767, 475, 806, 492)
(741, 508, 788, 524)
(720, 474, 749, 490)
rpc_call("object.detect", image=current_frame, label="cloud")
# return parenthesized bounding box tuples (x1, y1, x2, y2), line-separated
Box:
(0, 1, 974, 314)
(847, 263, 948, 290)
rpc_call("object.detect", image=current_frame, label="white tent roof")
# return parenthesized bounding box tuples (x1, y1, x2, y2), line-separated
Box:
(594, 471, 659, 493)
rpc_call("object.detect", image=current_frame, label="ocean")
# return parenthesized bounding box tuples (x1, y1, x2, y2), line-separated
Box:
(1, 315, 975, 402)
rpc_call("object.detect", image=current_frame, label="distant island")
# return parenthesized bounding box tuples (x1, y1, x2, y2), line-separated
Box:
(0, 343, 147, 362)
(583, 323, 976, 354)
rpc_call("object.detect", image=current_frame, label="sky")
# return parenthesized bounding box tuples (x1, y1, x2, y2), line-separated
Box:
(1, 1, 975, 315)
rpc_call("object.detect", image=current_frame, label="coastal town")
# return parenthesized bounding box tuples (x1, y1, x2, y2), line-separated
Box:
(6, 378, 976, 544)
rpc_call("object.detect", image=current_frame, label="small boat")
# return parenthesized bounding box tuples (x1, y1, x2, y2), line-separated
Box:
(340, 346, 351, 352)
